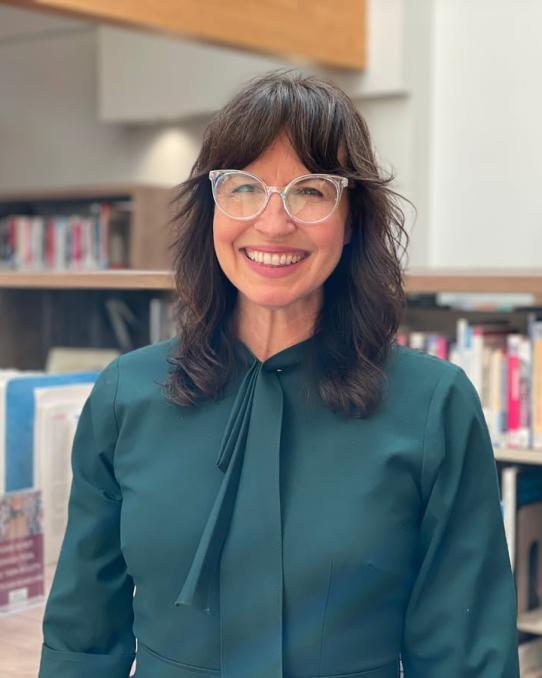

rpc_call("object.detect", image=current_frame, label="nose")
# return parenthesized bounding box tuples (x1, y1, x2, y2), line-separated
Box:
(253, 191, 295, 236)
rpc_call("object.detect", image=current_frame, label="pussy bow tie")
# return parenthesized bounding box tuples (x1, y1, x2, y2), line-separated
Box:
(174, 337, 314, 678)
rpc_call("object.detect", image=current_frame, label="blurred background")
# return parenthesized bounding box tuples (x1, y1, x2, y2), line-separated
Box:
(1, 1, 542, 676)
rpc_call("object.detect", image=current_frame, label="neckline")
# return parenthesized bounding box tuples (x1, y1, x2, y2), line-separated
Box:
(234, 334, 316, 372)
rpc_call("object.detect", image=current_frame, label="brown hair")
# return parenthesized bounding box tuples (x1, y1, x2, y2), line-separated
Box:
(163, 69, 410, 418)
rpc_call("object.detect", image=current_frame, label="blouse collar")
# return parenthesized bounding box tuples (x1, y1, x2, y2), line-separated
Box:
(234, 334, 317, 372)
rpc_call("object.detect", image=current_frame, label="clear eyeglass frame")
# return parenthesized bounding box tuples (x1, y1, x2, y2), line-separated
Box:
(208, 169, 349, 224)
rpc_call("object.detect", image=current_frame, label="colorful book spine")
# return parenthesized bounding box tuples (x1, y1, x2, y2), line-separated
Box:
(507, 334, 521, 449)
(518, 336, 532, 449)
(2, 202, 125, 271)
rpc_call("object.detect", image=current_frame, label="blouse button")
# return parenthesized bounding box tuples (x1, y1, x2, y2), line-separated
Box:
(275, 368, 283, 373)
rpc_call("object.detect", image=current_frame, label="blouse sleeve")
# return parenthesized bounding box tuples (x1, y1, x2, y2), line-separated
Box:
(38, 357, 136, 678)
(401, 364, 520, 677)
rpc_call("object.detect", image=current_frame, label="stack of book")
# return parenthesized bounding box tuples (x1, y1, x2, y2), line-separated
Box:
(0, 201, 131, 272)
(0, 368, 99, 614)
(398, 312, 542, 451)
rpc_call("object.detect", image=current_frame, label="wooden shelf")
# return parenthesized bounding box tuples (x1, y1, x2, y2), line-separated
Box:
(0, 183, 160, 201)
(518, 607, 542, 635)
(494, 448, 542, 466)
(0, 270, 175, 290)
(405, 268, 542, 295)
(1, 268, 542, 294)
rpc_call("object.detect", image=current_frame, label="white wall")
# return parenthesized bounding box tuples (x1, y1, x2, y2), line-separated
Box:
(431, 0, 542, 267)
(9, 2, 514, 272)
(0, 2, 418, 263)
(4, 1, 542, 271)
(0, 6, 206, 191)
(98, 0, 405, 123)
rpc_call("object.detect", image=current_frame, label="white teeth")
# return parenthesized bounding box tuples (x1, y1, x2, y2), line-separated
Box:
(245, 248, 305, 267)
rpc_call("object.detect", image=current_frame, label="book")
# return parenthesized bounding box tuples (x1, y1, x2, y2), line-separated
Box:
(488, 348, 507, 447)
(507, 334, 532, 449)
(501, 465, 519, 570)
(500, 465, 542, 573)
(516, 500, 542, 620)
(530, 319, 542, 450)
(45, 347, 120, 374)
(436, 292, 536, 311)
(0, 202, 129, 271)
(0, 370, 38, 495)
(1, 371, 99, 492)
(519, 637, 542, 676)
(34, 383, 92, 565)
(0, 487, 44, 614)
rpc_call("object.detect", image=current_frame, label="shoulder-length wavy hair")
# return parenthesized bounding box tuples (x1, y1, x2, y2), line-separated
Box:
(163, 69, 410, 418)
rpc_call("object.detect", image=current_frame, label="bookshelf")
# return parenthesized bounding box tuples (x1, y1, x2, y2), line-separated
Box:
(1, 260, 542, 662)
(0, 270, 174, 290)
(495, 449, 542, 466)
(1, 266, 542, 369)
(0, 263, 537, 303)
(0, 185, 178, 369)
(1, 266, 541, 463)
(0, 184, 175, 271)
(1, 267, 542, 293)
(405, 268, 542, 296)
(519, 608, 542, 635)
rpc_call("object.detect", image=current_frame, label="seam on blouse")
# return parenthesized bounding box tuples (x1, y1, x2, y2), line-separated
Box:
(112, 355, 121, 438)
(419, 366, 457, 502)
(318, 558, 334, 676)
(42, 642, 135, 662)
(138, 641, 220, 674)
(110, 355, 122, 494)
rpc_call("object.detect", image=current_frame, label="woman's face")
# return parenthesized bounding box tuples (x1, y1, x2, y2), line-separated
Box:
(212, 133, 351, 312)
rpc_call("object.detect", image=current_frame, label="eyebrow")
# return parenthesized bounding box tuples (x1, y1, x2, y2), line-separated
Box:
(239, 170, 321, 184)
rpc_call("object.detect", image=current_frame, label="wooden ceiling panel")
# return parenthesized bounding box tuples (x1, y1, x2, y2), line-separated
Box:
(1, 0, 367, 69)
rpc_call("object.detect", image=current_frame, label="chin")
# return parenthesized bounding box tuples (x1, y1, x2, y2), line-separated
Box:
(239, 288, 303, 310)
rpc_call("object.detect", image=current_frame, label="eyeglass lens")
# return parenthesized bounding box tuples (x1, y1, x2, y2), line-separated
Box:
(214, 172, 339, 222)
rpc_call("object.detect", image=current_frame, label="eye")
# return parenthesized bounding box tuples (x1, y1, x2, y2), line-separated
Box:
(292, 186, 324, 197)
(289, 177, 337, 202)
(231, 183, 262, 194)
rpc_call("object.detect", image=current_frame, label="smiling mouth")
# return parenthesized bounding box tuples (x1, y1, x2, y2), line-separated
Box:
(242, 248, 309, 267)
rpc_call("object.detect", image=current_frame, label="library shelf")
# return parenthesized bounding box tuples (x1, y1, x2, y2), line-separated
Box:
(1, 268, 542, 294)
(518, 607, 542, 635)
(0, 183, 175, 271)
(405, 268, 542, 295)
(494, 449, 542, 466)
(0, 184, 146, 201)
(0, 270, 175, 290)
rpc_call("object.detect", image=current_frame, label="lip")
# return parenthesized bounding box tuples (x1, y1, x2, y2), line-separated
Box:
(241, 245, 309, 255)
(241, 247, 309, 278)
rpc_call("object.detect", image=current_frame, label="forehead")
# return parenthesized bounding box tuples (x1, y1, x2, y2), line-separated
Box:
(242, 133, 310, 182)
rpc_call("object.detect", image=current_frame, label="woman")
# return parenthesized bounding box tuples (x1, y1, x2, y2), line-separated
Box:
(38, 71, 519, 678)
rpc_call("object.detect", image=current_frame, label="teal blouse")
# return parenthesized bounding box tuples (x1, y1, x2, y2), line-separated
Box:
(38, 336, 519, 678)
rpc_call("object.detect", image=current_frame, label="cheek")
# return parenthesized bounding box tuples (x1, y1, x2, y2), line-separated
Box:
(212, 215, 242, 261)
(314, 222, 348, 264)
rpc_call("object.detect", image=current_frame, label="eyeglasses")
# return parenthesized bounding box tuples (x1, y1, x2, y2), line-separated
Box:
(209, 169, 349, 224)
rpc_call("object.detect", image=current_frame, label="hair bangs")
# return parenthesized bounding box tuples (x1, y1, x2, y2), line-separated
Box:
(199, 70, 347, 177)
